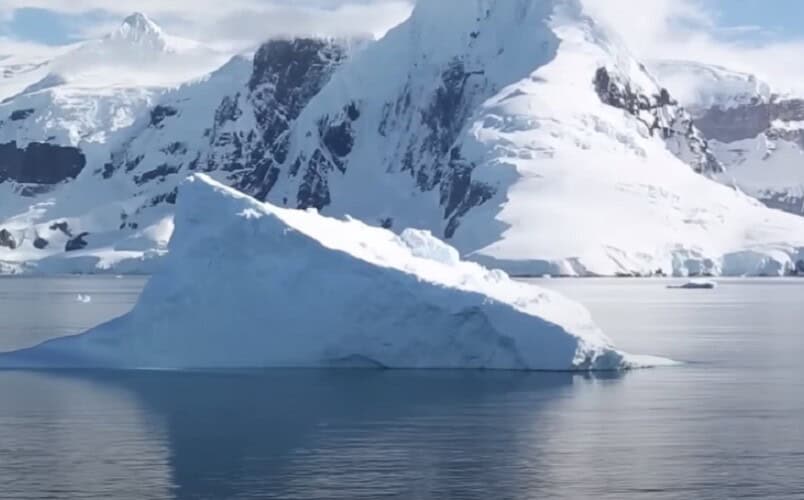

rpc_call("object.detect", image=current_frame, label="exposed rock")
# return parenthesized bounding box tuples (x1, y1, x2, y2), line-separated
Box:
(0, 229, 17, 249)
(134, 164, 180, 185)
(65, 232, 89, 252)
(594, 67, 722, 174)
(147, 188, 178, 208)
(149, 105, 178, 128)
(16, 184, 54, 197)
(0, 141, 86, 184)
(235, 38, 349, 202)
(694, 103, 772, 143)
(33, 236, 48, 249)
(9, 109, 34, 121)
(49, 221, 72, 237)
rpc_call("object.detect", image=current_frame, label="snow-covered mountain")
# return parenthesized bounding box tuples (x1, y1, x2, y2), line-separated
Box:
(0, 12, 227, 180)
(1, 0, 804, 277)
(653, 60, 804, 217)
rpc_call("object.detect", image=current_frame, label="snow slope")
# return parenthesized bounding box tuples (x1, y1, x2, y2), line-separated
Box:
(0, 1, 803, 277)
(0, 174, 665, 371)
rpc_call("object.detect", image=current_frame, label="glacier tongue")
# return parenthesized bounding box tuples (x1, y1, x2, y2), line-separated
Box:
(0, 174, 661, 371)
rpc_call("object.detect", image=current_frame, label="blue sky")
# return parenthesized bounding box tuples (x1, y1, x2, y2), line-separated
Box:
(2, 0, 804, 47)
(705, 0, 804, 41)
(0, 1, 413, 51)
(1, 8, 115, 45)
(2, 0, 804, 91)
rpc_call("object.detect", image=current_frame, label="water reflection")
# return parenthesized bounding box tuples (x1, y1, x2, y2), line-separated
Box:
(0, 371, 173, 500)
(1, 369, 608, 500)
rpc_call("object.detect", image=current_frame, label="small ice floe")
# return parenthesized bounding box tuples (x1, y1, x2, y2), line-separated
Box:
(668, 280, 717, 290)
(76, 294, 92, 304)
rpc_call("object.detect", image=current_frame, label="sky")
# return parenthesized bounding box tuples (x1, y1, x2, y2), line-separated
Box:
(1, 0, 804, 88)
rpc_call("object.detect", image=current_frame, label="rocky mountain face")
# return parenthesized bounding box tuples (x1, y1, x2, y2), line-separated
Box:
(98, 37, 352, 234)
(697, 97, 804, 214)
(0, 1, 803, 276)
(653, 61, 804, 216)
(594, 67, 722, 175)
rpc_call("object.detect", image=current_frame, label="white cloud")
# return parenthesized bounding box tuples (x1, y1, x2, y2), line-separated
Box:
(0, 36, 66, 61)
(0, 0, 414, 53)
(582, 0, 804, 93)
(3, 0, 804, 95)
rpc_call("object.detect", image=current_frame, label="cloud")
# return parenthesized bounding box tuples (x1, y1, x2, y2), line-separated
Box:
(582, 0, 804, 93)
(3, 0, 804, 96)
(0, 36, 65, 60)
(0, 0, 414, 52)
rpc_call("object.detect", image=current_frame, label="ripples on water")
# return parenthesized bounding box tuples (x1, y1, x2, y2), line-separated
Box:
(1, 277, 803, 499)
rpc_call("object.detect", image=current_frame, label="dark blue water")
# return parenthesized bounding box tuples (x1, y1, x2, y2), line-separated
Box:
(1, 277, 804, 499)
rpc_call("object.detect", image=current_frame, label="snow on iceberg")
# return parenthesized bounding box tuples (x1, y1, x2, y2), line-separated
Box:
(0, 174, 666, 371)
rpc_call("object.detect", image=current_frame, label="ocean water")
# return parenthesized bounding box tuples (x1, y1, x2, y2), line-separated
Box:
(1, 277, 803, 499)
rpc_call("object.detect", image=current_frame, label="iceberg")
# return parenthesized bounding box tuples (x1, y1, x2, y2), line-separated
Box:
(668, 280, 717, 290)
(0, 175, 665, 371)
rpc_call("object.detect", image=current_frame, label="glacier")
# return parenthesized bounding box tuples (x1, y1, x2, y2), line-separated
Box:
(0, 174, 666, 371)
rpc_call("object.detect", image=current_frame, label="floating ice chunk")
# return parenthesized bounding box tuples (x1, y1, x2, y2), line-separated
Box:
(668, 280, 717, 290)
(0, 175, 667, 371)
(76, 294, 92, 303)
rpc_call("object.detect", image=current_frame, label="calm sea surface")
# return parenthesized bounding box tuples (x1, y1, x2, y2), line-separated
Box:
(1, 276, 803, 499)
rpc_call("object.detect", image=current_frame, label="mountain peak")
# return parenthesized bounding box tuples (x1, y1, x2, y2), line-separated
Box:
(122, 12, 158, 29)
(108, 12, 167, 50)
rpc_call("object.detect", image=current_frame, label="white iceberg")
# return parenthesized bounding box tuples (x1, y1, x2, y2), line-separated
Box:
(75, 294, 93, 304)
(0, 175, 666, 371)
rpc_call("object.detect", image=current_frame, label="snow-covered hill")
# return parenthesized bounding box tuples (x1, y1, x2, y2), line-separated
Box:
(653, 60, 804, 217)
(1, 0, 804, 277)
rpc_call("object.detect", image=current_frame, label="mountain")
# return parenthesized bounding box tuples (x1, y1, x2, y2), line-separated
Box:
(1, 1, 803, 277)
(653, 60, 804, 217)
(0, 13, 225, 98)
(0, 12, 227, 181)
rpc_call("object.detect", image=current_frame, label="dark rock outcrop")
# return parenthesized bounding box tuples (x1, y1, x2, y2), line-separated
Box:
(9, 109, 34, 121)
(0, 229, 16, 249)
(694, 104, 772, 143)
(65, 232, 89, 252)
(234, 38, 349, 202)
(594, 67, 722, 174)
(33, 236, 48, 250)
(134, 164, 180, 185)
(695, 98, 804, 145)
(50, 221, 72, 237)
(150, 105, 178, 128)
(0, 141, 86, 184)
